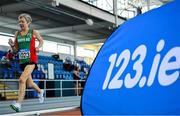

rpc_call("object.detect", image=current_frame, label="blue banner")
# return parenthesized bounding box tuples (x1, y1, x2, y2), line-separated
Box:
(81, 0, 180, 115)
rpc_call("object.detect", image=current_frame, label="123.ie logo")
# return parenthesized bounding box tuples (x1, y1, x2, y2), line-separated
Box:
(102, 39, 180, 90)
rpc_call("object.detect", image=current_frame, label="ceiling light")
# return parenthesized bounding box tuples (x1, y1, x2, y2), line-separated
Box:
(85, 19, 94, 26)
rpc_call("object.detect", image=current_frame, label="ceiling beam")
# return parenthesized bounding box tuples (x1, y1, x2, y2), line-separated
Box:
(0, 16, 44, 30)
(76, 38, 105, 45)
(47, 34, 80, 41)
(0, 2, 35, 12)
(46, 32, 107, 41)
(0, 22, 18, 30)
(54, 0, 125, 25)
(39, 22, 110, 34)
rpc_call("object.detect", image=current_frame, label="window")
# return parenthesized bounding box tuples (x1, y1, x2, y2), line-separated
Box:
(0, 35, 14, 46)
(77, 46, 95, 58)
(42, 40, 57, 53)
(57, 44, 71, 54)
(35, 40, 43, 50)
(0, 33, 74, 55)
(84, 48, 94, 58)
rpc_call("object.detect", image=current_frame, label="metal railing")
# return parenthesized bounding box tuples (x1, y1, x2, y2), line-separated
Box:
(0, 79, 85, 100)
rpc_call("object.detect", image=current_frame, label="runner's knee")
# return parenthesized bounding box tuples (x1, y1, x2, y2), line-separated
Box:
(19, 78, 26, 84)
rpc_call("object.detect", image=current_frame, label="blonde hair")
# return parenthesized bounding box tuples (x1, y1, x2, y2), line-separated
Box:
(18, 13, 32, 24)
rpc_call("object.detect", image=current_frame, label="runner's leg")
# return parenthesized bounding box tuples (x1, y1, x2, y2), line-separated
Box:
(17, 64, 35, 103)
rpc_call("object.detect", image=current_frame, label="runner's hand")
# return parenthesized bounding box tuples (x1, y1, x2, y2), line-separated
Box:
(8, 39, 14, 47)
(36, 47, 40, 53)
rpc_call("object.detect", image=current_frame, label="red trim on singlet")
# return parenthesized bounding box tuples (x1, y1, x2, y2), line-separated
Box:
(30, 30, 38, 63)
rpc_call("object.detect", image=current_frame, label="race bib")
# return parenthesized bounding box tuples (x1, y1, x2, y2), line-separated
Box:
(19, 49, 30, 60)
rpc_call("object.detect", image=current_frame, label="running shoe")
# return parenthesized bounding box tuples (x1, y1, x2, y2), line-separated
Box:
(38, 89, 44, 103)
(10, 101, 21, 112)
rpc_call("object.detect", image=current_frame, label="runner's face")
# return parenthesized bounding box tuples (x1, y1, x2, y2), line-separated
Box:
(18, 17, 29, 30)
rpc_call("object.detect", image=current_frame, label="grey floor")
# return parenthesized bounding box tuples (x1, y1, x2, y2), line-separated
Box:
(0, 96, 81, 115)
